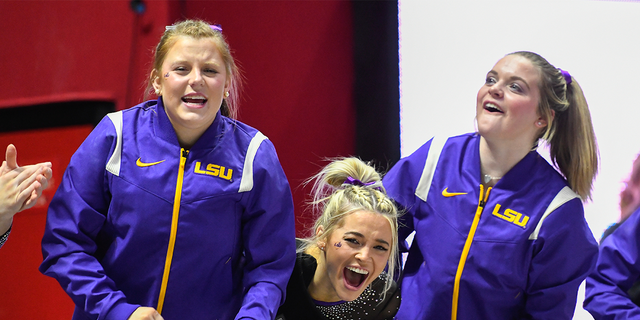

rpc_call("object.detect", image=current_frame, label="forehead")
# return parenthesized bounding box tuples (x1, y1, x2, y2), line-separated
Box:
(164, 36, 223, 63)
(492, 55, 540, 84)
(334, 210, 392, 238)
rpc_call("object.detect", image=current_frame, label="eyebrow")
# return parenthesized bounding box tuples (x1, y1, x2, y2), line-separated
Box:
(170, 60, 222, 67)
(487, 70, 531, 90)
(344, 231, 390, 246)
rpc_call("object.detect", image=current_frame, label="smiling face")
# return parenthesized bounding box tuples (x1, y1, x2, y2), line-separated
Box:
(476, 54, 544, 145)
(311, 210, 393, 302)
(152, 36, 229, 148)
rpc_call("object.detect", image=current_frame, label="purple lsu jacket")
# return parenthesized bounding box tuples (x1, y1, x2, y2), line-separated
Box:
(40, 99, 296, 320)
(383, 133, 598, 320)
(584, 205, 640, 319)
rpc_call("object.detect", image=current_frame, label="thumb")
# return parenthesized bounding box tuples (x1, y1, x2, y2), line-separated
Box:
(5, 144, 18, 169)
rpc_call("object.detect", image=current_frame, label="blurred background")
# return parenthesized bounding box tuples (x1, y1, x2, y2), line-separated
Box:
(0, 0, 638, 319)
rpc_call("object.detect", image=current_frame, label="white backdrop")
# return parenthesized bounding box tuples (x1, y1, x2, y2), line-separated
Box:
(398, 0, 640, 318)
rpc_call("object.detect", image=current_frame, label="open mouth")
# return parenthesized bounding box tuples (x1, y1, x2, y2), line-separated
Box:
(484, 102, 503, 113)
(182, 95, 208, 105)
(343, 266, 369, 290)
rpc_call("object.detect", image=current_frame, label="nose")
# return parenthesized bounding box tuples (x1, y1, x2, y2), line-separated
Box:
(189, 69, 204, 87)
(488, 84, 503, 98)
(355, 246, 372, 262)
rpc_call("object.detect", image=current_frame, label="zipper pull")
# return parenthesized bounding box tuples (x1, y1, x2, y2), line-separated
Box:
(480, 187, 492, 208)
(477, 184, 491, 208)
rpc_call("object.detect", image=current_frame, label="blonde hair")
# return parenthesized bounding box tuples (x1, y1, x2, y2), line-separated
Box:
(299, 157, 400, 300)
(146, 19, 241, 119)
(510, 51, 599, 200)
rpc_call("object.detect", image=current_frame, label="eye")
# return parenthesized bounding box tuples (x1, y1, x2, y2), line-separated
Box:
(485, 76, 496, 85)
(374, 245, 389, 252)
(204, 68, 219, 73)
(345, 238, 360, 245)
(509, 83, 523, 93)
(174, 66, 189, 74)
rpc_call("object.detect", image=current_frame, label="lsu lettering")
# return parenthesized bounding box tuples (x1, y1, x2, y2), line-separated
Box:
(491, 204, 529, 228)
(194, 162, 233, 181)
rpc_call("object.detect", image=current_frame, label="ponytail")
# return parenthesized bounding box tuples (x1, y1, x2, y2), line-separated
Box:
(510, 51, 598, 200)
(548, 79, 598, 200)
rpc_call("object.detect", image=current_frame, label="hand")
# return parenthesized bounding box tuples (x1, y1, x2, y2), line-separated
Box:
(128, 307, 165, 320)
(0, 144, 52, 223)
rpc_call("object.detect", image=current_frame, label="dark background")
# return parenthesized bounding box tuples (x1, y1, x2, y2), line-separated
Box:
(0, 0, 399, 317)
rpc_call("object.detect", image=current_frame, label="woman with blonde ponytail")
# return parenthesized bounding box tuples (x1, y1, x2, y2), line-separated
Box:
(277, 157, 401, 320)
(384, 51, 599, 319)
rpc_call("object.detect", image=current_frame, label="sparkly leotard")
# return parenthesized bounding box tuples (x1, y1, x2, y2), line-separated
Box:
(276, 240, 400, 320)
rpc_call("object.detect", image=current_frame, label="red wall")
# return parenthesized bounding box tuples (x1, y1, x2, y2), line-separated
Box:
(0, 127, 92, 319)
(189, 1, 355, 234)
(0, 0, 354, 318)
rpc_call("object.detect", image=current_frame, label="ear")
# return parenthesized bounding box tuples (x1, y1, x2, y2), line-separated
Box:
(315, 225, 325, 237)
(151, 70, 162, 92)
(315, 225, 326, 249)
(224, 78, 231, 95)
(536, 110, 555, 128)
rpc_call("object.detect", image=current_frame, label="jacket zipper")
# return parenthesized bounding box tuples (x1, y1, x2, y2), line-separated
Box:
(451, 184, 492, 320)
(157, 148, 188, 314)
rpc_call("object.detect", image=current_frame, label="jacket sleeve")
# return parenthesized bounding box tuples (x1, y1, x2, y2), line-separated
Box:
(383, 138, 435, 251)
(39, 116, 140, 320)
(583, 209, 640, 319)
(524, 198, 598, 319)
(235, 139, 296, 320)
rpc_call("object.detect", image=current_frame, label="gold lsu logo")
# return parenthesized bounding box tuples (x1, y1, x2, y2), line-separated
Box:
(194, 162, 233, 181)
(491, 204, 529, 228)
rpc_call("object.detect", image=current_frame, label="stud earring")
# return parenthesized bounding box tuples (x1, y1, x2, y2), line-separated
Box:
(224, 91, 229, 98)
(155, 89, 160, 95)
(537, 121, 543, 126)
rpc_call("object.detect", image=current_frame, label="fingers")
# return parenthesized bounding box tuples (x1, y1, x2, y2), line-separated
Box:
(5, 144, 18, 170)
(128, 307, 164, 320)
(15, 166, 51, 212)
(0, 161, 8, 176)
(41, 163, 53, 180)
(39, 167, 51, 189)
(22, 172, 49, 211)
(33, 161, 52, 169)
(15, 166, 44, 191)
(17, 181, 40, 212)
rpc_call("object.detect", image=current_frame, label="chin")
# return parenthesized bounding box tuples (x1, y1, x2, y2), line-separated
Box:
(476, 124, 490, 136)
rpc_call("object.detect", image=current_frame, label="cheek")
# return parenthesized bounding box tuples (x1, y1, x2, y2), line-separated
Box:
(326, 245, 350, 271)
(162, 73, 189, 89)
(515, 101, 539, 120)
(477, 86, 488, 101)
(374, 252, 391, 273)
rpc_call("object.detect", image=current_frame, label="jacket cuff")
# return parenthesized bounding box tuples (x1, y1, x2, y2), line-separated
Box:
(102, 303, 140, 320)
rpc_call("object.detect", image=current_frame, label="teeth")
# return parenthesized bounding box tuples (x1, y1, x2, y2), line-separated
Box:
(184, 96, 206, 100)
(485, 103, 502, 112)
(347, 266, 369, 275)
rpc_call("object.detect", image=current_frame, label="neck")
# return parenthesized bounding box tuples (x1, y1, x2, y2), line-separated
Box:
(306, 247, 341, 303)
(479, 136, 533, 185)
